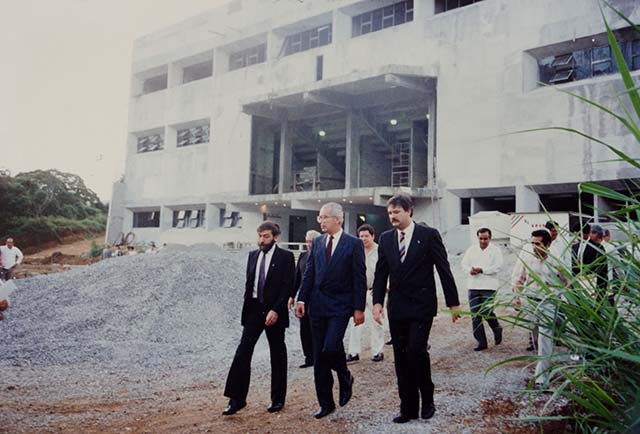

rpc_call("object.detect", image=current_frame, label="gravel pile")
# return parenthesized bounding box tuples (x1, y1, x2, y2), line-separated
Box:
(0, 246, 261, 370)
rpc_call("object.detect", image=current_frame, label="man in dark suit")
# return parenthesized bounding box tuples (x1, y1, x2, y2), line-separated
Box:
(372, 194, 460, 423)
(223, 221, 295, 416)
(295, 202, 367, 419)
(288, 229, 321, 368)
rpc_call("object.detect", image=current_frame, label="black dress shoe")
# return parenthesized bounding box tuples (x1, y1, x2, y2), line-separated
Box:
(494, 327, 503, 345)
(267, 402, 284, 413)
(392, 414, 418, 423)
(346, 353, 359, 363)
(372, 353, 384, 362)
(526, 344, 535, 352)
(474, 345, 488, 351)
(385, 339, 393, 345)
(299, 362, 313, 368)
(421, 404, 436, 419)
(339, 373, 354, 407)
(222, 399, 246, 416)
(314, 406, 335, 419)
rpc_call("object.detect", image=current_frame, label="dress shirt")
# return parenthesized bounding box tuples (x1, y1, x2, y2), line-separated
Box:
(253, 245, 275, 298)
(549, 236, 572, 269)
(512, 253, 564, 298)
(397, 221, 416, 257)
(0, 246, 24, 268)
(365, 243, 379, 289)
(461, 243, 503, 290)
(326, 229, 343, 256)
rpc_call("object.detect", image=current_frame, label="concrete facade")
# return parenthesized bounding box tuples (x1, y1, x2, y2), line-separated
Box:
(108, 0, 640, 249)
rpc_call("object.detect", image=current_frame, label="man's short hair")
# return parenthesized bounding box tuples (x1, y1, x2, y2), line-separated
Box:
(531, 229, 552, 246)
(386, 194, 413, 212)
(257, 221, 281, 237)
(582, 223, 592, 234)
(590, 224, 604, 239)
(477, 227, 492, 238)
(305, 229, 321, 240)
(544, 220, 559, 231)
(357, 224, 375, 236)
(604, 228, 611, 237)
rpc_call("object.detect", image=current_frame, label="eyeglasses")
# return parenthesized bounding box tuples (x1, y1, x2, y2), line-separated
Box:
(317, 215, 337, 223)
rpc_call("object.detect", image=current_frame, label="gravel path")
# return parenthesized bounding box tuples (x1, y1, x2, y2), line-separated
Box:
(0, 244, 560, 433)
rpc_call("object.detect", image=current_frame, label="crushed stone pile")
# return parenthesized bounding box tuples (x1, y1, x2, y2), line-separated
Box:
(0, 246, 263, 370)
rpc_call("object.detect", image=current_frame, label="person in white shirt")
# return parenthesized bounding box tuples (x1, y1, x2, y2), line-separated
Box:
(545, 220, 571, 270)
(0, 238, 24, 281)
(512, 229, 568, 387)
(461, 227, 504, 351)
(346, 224, 385, 362)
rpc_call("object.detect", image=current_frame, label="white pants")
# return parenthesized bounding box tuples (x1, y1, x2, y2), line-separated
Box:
(347, 290, 385, 356)
(528, 300, 555, 385)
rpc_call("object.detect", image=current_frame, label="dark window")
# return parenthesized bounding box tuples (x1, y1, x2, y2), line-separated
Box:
(632, 40, 640, 70)
(183, 60, 213, 83)
(284, 24, 332, 56)
(142, 74, 168, 94)
(137, 132, 164, 153)
(229, 43, 267, 71)
(177, 124, 210, 147)
(436, 0, 482, 14)
(316, 55, 323, 81)
(461, 198, 471, 225)
(172, 209, 206, 228)
(352, 1, 413, 38)
(592, 46, 612, 76)
(133, 211, 160, 228)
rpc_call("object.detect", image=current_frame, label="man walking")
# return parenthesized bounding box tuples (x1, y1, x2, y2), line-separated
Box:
(295, 202, 367, 419)
(288, 229, 321, 368)
(0, 238, 23, 281)
(461, 227, 503, 351)
(372, 194, 460, 423)
(346, 224, 385, 363)
(223, 222, 295, 415)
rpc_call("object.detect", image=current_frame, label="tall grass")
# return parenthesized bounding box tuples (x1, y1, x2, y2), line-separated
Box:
(487, 3, 640, 432)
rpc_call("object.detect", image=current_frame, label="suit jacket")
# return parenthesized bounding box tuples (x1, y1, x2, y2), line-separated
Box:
(242, 245, 295, 328)
(372, 223, 460, 321)
(291, 251, 309, 298)
(581, 240, 608, 290)
(298, 232, 367, 318)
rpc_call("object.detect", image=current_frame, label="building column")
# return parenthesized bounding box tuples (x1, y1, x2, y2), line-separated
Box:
(333, 8, 351, 43)
(417, 0, 436, 20)
(515, 185, 540, 212)
(278, 119, 292, 193)
(345, 110, 359, 190)
(206, 204, 222, 231)
(167, 62, 182, 88)
(160, 206, 173, 231)
(427, 92, 437, 188)
(343, 210, 356, 235)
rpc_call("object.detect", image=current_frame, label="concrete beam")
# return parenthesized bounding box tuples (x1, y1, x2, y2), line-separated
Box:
(303, 91, 352, 109)
(385, 74, 432, 94)
(516, 185, 540, 212)
(242, 104, 287, 120)
(345, 110, 360, 190)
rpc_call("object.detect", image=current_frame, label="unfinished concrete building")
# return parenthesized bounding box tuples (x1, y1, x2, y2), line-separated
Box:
(107, 0, 640, 250)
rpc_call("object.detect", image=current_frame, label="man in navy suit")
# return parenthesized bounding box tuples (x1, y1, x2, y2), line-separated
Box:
(222, 221, 295, 416)
(373, 194, 460, 423)
(295, 202, 367, 419)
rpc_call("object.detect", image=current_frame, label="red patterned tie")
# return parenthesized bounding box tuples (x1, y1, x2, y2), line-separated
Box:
(326, 235, 334, 263)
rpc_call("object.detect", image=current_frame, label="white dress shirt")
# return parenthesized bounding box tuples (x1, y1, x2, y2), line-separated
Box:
(461, 243, 503, 290)
(326, 229, 343, 256)
(397, 221, 416, 257)
(512, 253, 564, 298)
(0, 246, 24, 269)
(253, 245, 276, 298)
(365, 243, 379, 289)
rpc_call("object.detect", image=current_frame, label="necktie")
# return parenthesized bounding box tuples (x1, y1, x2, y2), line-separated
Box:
(257, 252, 266, 303)
(326, 235, 334, 264)
(399, 231, 406, 263)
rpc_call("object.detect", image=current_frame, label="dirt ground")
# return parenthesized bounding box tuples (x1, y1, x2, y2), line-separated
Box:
(1, 312, 563, 434)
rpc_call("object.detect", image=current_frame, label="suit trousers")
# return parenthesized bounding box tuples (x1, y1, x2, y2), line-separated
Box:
(309, 315, 351, 409)
(389, 317, 434, 417)
(468, 289, 501, 346)
(299, 314, 314, 365)
(224, 300, 287, 403)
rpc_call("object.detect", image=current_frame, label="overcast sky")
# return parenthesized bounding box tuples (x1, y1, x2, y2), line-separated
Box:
(0, 0, 226, 200)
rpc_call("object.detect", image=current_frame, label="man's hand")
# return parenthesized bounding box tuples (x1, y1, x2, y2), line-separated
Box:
(265, 310, 279, 326)
(450, 305, 461, 323)
(373, 303, 384, 325)
(470, 268, 478, 275)
(287, 297, 295, 309)
(353, 309, 364, 325)
(295, 302, 305, 318)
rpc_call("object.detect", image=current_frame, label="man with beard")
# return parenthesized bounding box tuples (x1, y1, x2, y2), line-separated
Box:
(296, 202, 367, 419)
(372, 194, 460, 423)
(222, 221, 295, 415)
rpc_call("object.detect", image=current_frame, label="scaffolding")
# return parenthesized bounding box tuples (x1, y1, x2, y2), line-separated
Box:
(391, 142, 411, 187)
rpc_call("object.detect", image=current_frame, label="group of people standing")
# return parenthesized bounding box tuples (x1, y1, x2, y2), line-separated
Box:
(221, 193, 461, 423)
